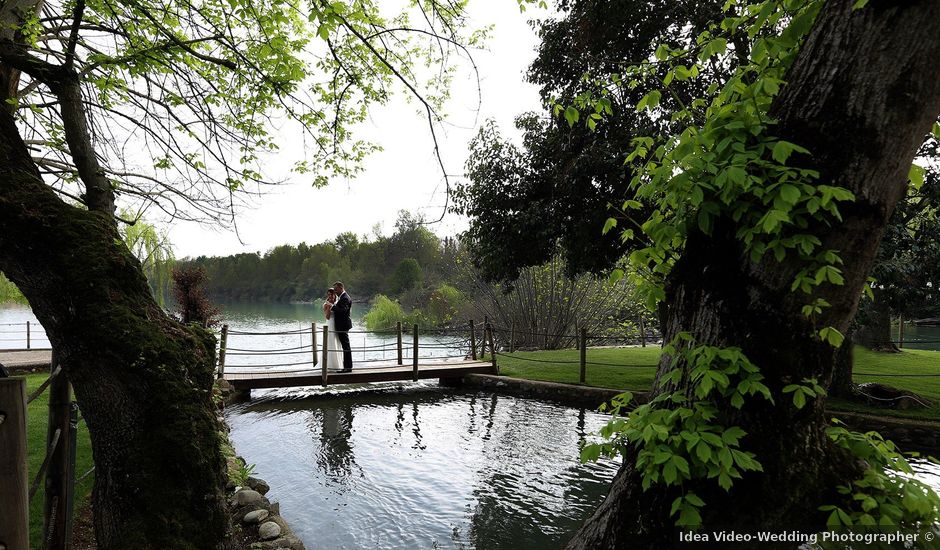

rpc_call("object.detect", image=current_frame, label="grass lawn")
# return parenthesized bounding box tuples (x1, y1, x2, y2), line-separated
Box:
(495, 345, 940, 420)
(23, 372, 94, 547)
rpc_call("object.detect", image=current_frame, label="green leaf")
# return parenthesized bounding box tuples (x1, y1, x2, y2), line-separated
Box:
(580, 444, 601, 463)
(677, 504, 703, 527)
(636, 90, 661, 112)
(793, 389, 806, 409)
(564, 106, 580, 127)
(772, 141, 798, 164)
(819, 326, 845, 348)
(909, 163, 926, 190)
(602, 217, 617, 234)
(778, 183, 801, 204)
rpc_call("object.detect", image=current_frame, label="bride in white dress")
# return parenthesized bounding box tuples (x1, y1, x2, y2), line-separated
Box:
(322, 288, 344, 371)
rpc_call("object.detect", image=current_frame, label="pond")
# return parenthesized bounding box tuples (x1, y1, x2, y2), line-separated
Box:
(226, 383, 619, 549)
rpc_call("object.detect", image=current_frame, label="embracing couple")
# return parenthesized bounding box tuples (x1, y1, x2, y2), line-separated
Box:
(322, 281, 353, 372)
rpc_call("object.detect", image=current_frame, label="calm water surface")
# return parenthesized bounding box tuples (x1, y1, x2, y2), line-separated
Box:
(227, 384, 620, 550)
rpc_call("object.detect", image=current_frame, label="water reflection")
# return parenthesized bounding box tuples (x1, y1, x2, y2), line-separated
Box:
(312, 406, 358, 482)
(226, 384, 621, 549)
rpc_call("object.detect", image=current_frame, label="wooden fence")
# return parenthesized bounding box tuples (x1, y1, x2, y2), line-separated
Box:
(0, 359, 78, 550)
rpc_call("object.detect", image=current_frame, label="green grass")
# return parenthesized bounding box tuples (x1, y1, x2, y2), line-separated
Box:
(495, 345, 940, 420)
(23, 373, 94, 547)
(496, 346, 661, 390)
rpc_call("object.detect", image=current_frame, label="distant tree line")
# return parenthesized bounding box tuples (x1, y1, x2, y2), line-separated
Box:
(180, 211, 460, 303)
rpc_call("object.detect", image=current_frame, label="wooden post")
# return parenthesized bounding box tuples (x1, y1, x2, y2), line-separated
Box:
(412, 324, 419, 382)
(397, 322, 403, 365)
(26, 321, 30, 350)
(217, 324, 228, 379)
(321, 325, 329, 387)
(481, 316, 489, 358)
(510, 320, 515, 353)
(0, 377, 28, 550)
(487, 323, 498, 374)
(45, 354, 74, 550)
(639, 317, 646, 347)
(899, 316, 905, 349)
(580, 327, 587, 384)
(312, 322, 318, 366)
(469, 320, 477, 361)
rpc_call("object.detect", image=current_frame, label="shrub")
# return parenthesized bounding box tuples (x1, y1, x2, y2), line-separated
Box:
(363, 295, 407, 331)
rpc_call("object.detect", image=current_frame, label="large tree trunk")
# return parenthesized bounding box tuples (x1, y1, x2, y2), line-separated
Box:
(567, 1, 940, 547)
(828, 331, 856, 398)
(0, 106, 230, 546)
(854, 288, 897, 351)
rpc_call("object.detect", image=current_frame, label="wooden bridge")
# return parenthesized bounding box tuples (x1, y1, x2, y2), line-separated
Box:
(219, 321, 499, 392)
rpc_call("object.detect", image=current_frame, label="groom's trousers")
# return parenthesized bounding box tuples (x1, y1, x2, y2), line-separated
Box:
(336, 332, 353, 371)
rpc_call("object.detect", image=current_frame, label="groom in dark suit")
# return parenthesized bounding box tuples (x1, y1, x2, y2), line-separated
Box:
(331, 281, 353, 372)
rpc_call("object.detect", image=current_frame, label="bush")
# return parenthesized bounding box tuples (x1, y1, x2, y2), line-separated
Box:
(363, 295, 407, 331)
(173, 266, 220, 327)
(427, 284, 465, 326)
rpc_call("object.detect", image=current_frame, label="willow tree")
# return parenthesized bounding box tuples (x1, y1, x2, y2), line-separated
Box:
(564, 0, 940, 546)
(0, 0, 478, 546)
(120, 213, 175, 306)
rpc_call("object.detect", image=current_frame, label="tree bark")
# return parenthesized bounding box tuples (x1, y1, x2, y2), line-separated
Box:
(854, 288, 898, 351)
(567, 1, 940, 547)
(828, 331, 856, 398)
(0, 103, 230, 547)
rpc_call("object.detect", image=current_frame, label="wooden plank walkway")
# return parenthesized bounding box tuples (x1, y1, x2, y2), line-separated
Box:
(223, 359, 495, 390)
(0, 349, 53, 370)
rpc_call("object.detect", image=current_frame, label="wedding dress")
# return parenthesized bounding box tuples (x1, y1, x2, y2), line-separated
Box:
(324, 303, 344, 371)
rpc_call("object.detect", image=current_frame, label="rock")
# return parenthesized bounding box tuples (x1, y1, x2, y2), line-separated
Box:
(258, 521, 282, 540)
(234, 489, 263, 506)
(247, 476, 271, 495)
(233, 503, 262, 522)
(243, 509, 269, 524)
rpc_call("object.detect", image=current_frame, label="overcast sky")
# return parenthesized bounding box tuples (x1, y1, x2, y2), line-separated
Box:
(166, 4, 548, 259)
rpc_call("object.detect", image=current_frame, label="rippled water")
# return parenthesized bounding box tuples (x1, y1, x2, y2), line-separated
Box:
(226, 383, 621, 549)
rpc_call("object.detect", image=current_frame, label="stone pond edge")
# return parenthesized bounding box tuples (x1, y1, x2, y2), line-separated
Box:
(216, 379, 307, 550)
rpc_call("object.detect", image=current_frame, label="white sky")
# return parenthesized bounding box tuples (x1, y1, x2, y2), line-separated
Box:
(166, 4, 548, 259)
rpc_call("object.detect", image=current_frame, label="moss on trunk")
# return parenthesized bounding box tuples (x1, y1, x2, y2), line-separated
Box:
(0, 93, 231, 548)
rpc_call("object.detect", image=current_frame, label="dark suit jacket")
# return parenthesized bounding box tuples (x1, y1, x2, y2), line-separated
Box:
(332, 292, 353, 331)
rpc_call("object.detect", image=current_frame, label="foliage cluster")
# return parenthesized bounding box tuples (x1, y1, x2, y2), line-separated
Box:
(453, 0, 729, 284)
